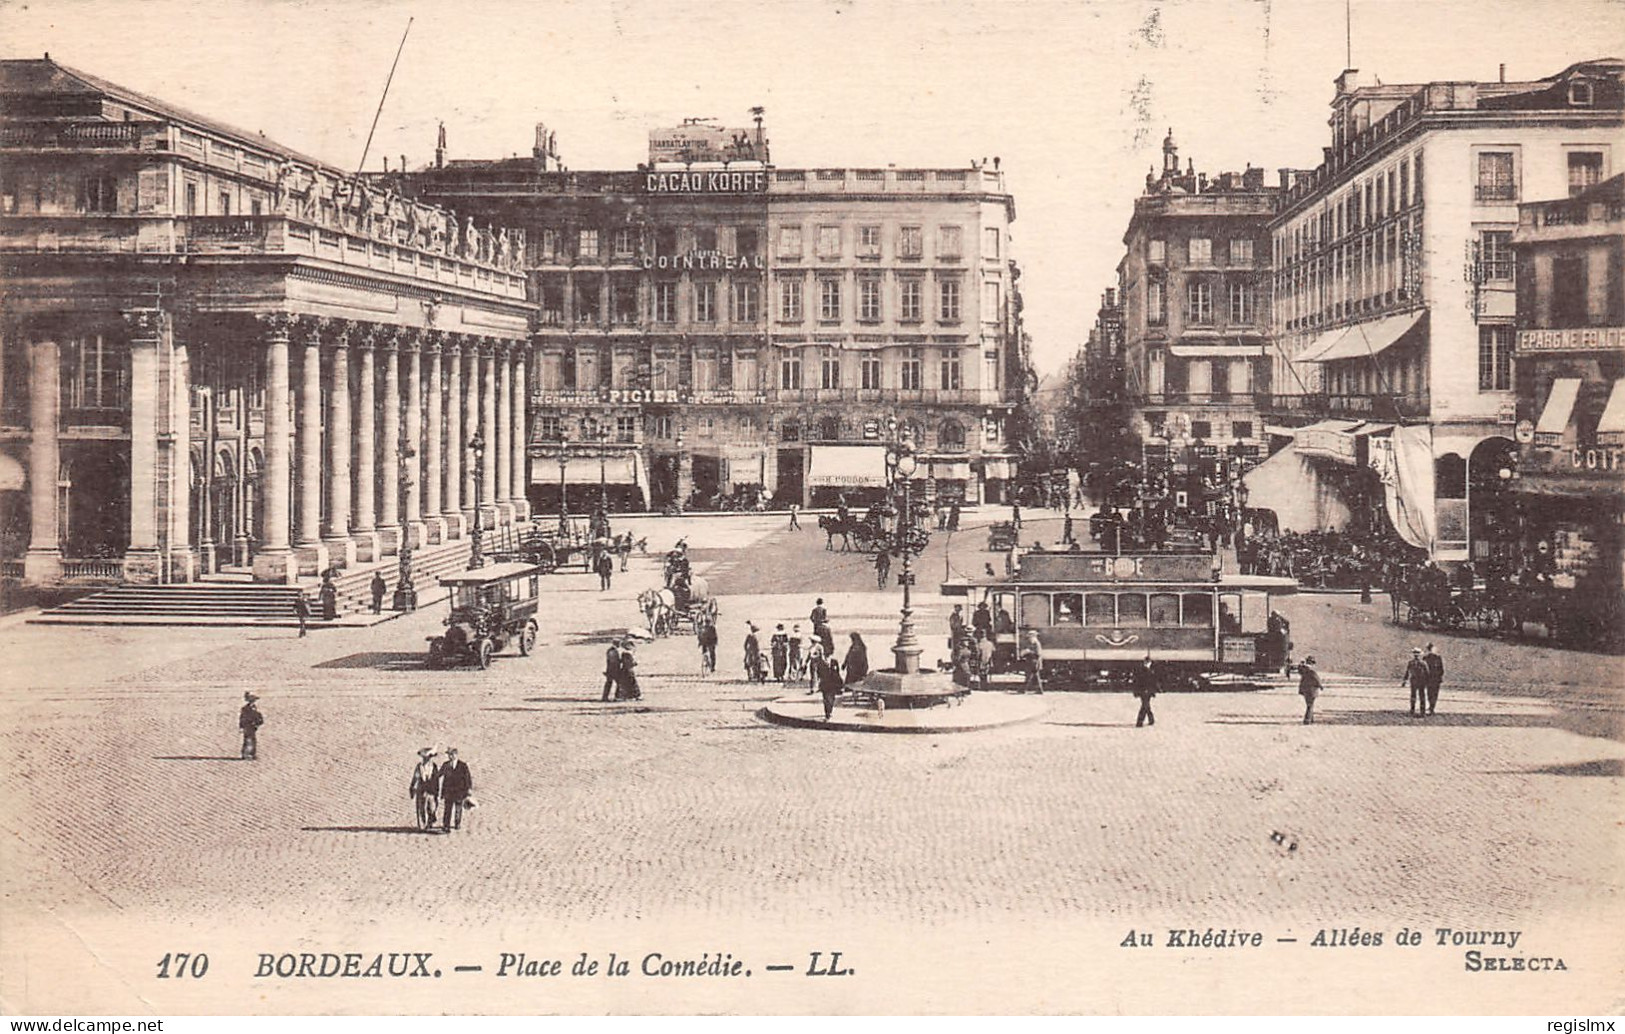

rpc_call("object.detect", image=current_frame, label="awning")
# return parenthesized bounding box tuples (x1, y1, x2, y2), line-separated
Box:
(1296, 311, 1425, 363)
(1292, 327, 1348, 363)
(981, 457, 1015, 480)
(1168, 344, 1265, 358)
(1534, 377, 1583, 446)
(808, 445, 888, 488)
(1595, 379, 1625, 445)
(1293, 419, 1363, 465)
(924, 460, 971, 480)
(1264, 425, 1298, 438)
(534, 454, 645, 485)
(1349, 422, 1395, 438)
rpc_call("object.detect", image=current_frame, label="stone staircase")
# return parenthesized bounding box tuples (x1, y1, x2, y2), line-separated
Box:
(325, 537, 474, 615)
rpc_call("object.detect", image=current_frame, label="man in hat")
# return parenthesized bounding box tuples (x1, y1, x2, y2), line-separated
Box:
(1298, 655, 1323, 724)
(438, 748, 472, 832)
(1133, 654, 1158, 727)
(1403, 647, 1430, 717)
(293, 592, 310, 638)
(1423, 642, 1445, 716)
(1021, 629, 1045, 694)
(409, 747, 440, 830)
(602, 640, 622, 702)
(809, 598, 828, 629)
(238, 692, 263, 760)
(370, 571, 388, 614)
(744, 623, 764, 682)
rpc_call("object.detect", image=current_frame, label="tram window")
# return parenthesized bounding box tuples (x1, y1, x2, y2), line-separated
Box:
(994, 593, 1017, 634)
(1118, 593, 1148, 627)
(1053, 593, 1083, 625)
(1218, 593, 1242, 633)
(1149, 593, 1180, 627)
(1085, 592, 1116, 626)
(1241, 592, 1269, 633)
(1183, 593, 1213, 628)
(1020, 593, 1052, 627)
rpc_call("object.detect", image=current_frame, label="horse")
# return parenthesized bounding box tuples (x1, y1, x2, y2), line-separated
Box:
(637, 588, 675, 637)
(818, 514, 852, 552)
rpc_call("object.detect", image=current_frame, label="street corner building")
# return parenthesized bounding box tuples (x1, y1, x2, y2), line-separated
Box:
(386, 116, 1027, 515)
(0, 57, 535, 587)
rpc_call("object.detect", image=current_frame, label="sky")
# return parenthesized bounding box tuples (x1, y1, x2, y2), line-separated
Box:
(3, 0, 1623, 375)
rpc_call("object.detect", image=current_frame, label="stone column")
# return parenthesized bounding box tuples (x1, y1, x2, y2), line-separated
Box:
(495, 341, 514, 523)
(168, 333, 197, 581)
(480, 341, 498, 526)
(22, 333, 62, 584)
(378, 331, 402, 554)
(442, 336, 466, 539)
(352, 329, 379, 562)
(423, 334, 446, 544)
(323, 321, 356, 568)
(462, 339, 480, 530)
(402, 331, 427, 549)
(121, 310, 166, 583)
(252, 313, 295, 583)
(293, 319, 329, 576)
(510, 344, 529, 519)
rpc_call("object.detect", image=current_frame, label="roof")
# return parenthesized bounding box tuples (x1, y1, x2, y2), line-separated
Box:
(0, 57, 331, 170)
(438, 562, 544, 585)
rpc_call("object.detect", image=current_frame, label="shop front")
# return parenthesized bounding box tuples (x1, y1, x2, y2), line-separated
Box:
(806, 444, 888, 507)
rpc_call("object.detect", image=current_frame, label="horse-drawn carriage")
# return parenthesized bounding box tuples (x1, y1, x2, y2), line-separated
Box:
(639, 546, 720, 637)
(487, 517, 593, 574)
(426, 563, 542, 669)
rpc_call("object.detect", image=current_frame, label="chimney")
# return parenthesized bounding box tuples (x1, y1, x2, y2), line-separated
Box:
(1335, 69, 1362, 96)
(435, 121, 446, 170)
(1242, 167, 1265, 190)
(1499, 63, 1506, 83)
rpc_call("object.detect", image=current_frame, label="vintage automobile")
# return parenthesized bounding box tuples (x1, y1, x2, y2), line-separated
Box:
(986, 521, 1019, 552)
(426, 562, 543, 669)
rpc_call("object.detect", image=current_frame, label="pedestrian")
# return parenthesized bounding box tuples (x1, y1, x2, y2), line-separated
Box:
(789, 503, 801, 531)
(948, 604, 966, 652)
(293, 592, 310, 637)
(1011, 502, 1022, 529)
(1402, 646, 1430, 717)
(972, 599, 992, 640)
(1062, 512, 1075, 544)
(1133, 654, 1158, 727)
(809, 597, 828, 629)
(816, 622, 834, 660)
(875, 549, 891, 590)
(948, 500, 961, 531)
(617, 533, 630, 572)
(238, 691, 263, 760)
(319, 571, 338, 621)
(596, 550, 614, 591)
(787, 624, 806, 682)
(1021, 630, 1045, 694)
(438, 748, 472, 833)
(743, 623, 764, 682)
(697, 620, 718, 674)
(842, 632, 869, 685)
(616, 641, 642, 700)
(770, 624, 789, 682)
(818, 655, 844, 721)
(602, 640, 622, 702)
(805, 639, 826, 693)
(409, 747, 440, 831)
(1298, 655, 1323, 724)
(975, 629, 995, 692)
(370, 571, 387, 614)
(1423, 642, 1444, 716)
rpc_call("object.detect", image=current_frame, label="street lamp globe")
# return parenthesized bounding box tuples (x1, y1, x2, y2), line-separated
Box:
(896, 451, 918, 479)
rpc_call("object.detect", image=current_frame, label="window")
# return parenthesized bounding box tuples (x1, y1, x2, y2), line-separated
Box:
(1552, 257, 1587, 327)
(820, 352, 841, 390)
(536, 415, 561, 441)
(859, 278, 882, 321)
(1569, 79, 1595, 106)
(780, 352, 803, 390)
(985, 351, 1000, 392)
(939, 419, 965, 450)
(1568, 152, 1605, 197)
(1186, 281, 1213, 324)
(777, 225, 802, 259)
(66, 334, 129, 410)
(938, 279, 962, 321)
(982, 281, 1001, 321)
(1149, 592, 1181, 627)
(817, 225, 840, 259)
(692, 353, 717, 391)
(1232, 422, 1253, 440)
(1228, 281, 1253, 323)
(730, 281, 760, 322)
(694, 281, 717, 323)
(574, 279, 599, 323)
(80, 174, 118, 213)
(1181, 593, 1213, 627)
(653, 281, 677, 323)
(857, 225, 882, 258)
(1020, 593, 1051, 627)
(1189, 420, 1212, 439)
(940, 349, 961, 390)
(717, 226, 737, 256)
(541, 229, 563, 261)
(900, 279, 923, 321)
(1147, 280, 1165, 325)
(613, 228, 636, 258)
(860, 355, 882, 390)
(651, 414, 673, 440)
(1188, 238, 1212, 264)
(899, 225, 923, 259)
(1230, 239, 1254, 266)
(900, 348, 923, 390)
(938, 225, 962, 260)
(698, 416, 715, 439)
(1476, 151, 1516, 202)
(696, 227, 717, 252)
(1148, 239, 1166, 264)
(983, 227, 1000, 258)
(819, 279, 842, 321)
(1053, 593, 1082, 625)
(1480, 230, 1514, 281)
(611, 281, 638, 324)
(1117, 593, 1148, 627)
(578, 228, 599, 259)
(184, 181, 198, 215)
(250, 199, 262, 216)
(1477, 325, 1512, 391)
(779, 278, 803, 322)
(616, 416, 637, 442)
(217, 191, 230, 216)
(655, 227, 677, 256)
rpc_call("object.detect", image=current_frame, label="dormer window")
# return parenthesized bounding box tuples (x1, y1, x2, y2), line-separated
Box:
(1568, 79, 1594, 107)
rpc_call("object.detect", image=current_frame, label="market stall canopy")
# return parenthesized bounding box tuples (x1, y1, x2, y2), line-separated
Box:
(1534, 377, 1583, 446)
(1294, 311, 1425, 363)
(808, 445, 888, 488)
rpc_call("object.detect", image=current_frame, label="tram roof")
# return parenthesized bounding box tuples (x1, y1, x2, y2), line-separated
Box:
(941, 570, 1298, 596)
(439, 562, 544, 585)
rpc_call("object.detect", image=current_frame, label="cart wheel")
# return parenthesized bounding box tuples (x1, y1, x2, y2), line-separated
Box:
(475, 639, 492, 670)
(426, 639, 445, 670)
(519, 620, 538, 656)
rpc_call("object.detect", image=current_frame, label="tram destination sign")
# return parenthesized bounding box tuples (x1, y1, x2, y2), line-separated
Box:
(1019, 553, 1215, 583)
(645, 170, 769, 194)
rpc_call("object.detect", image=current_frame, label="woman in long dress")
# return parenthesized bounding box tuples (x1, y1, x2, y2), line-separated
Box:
(842, 632, 869, 685)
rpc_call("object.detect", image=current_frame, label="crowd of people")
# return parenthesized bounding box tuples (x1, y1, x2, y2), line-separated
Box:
(739, 597, 871, 720)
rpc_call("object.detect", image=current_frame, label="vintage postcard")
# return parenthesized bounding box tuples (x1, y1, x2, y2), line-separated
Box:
(1, 0, 1622, 1018)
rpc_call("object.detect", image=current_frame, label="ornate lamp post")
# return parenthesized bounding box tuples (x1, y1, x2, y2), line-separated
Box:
(884, 424, 923, 675)
(393, 428, 419, 610)
(468, 430, 486, 569)
(556, 430, 570, 533)
(597, 425, 610, 513)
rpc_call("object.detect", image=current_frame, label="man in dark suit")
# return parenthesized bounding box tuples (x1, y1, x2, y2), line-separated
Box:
(1133, 655, 1158, 727)
(238, 692, 263, 760)
(438, 748, 472, 832)
(1403, 647, 1430, 717)
(602, 641, 622, 702)
(1423, 643, 1444, 716)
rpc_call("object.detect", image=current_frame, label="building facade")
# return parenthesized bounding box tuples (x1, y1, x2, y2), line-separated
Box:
(1508, 173, 1624, 616)
(1259, 58, 1623, 561)
(0, 58, 533, 585)
(1117, 132, 1278, 494)
(394, 129, 1025, 512)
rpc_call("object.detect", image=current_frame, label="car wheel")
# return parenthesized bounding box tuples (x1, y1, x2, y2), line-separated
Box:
(476, 639, 492, 670)
(520, 621, 538, 656)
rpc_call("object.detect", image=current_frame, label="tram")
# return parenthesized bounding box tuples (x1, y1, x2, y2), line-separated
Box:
(946, 551, 1298, 689)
